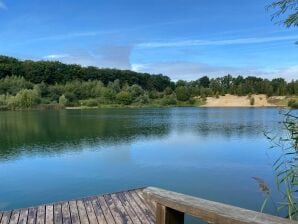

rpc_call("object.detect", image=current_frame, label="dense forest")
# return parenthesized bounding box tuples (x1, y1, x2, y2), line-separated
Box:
(0, 55, 297, 110)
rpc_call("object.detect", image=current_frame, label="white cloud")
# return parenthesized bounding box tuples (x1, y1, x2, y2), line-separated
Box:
(43, 54, 70, 60)
(137, 35, 298, 48)
(132, 61, 297, 81)
(0, 1, 7, 10)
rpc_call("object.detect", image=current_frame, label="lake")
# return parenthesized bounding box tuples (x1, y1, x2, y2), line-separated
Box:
(0, 108, 287, 220)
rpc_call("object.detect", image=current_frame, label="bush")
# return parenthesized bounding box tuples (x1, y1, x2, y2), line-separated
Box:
(162, 96, 177, 105)
(128, 84, 144, 97)
(59, 95, 68, 106)
(8, 89, 40, 109)
(175, 86, 191, 101)
(250, 97, 255, 106)
(79, 98, 98, 107)
(0, 76, 33, 95)
(116, 91, 133, 105)
(288, 99, 298, 109)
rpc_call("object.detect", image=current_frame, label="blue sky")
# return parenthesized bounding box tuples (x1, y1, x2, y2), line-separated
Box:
(0, 0, 297, 80)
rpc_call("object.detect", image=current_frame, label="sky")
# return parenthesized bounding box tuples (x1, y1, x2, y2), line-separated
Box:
(0, 0, 297, 81)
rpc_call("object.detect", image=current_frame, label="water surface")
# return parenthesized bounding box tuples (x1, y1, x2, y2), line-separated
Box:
(0, 108, 285, 220)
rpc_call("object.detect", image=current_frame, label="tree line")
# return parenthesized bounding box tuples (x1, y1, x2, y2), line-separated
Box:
(0, 55, 297, 109)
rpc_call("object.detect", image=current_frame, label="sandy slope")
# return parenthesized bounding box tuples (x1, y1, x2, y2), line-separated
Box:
(203, 94, 276, 107)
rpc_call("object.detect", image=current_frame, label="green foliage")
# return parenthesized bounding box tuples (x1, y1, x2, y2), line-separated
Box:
(263, 111, 298, 220)
(250, 97, 255, 105)
(8, 89, 40, 109)
(0, 76, 33, 95)
(79, 98, 98, 107)
(175, 86, 191, 101)
(288, 99, 298, 108)
(268, 0, 298, 27)
(116, 91, 133, 105)
(162, 95, 177, 105)
(0, 55, 172, 91)
(59, 95, 68, 106)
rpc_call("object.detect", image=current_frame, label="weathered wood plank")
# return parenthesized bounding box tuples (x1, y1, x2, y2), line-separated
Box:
(18, 209, 28, 224)
(61, 202, 71, 224)
(27, 207, 37, 224)
(83, 199, 98, 224)
(156, 204, 183, 224)
(112, 193, 141, 224)
(128, 191, 155, 223)
(90, 197, 107, 224)
(143, 187, 295, 224)
(0, 211, 11, 224)
(135, 190, 156, 214)
(103, 194, 132, 224)
(53, 204, 62, 224)
(77, 200, 89, 224)
(36, 206, 45, 224)
(8, 210, 19, 224)
(122, 192, 153, 224)
(45, 206, 53, 224)
(68, 201, 80, 224)
(97, 196, 115, 224)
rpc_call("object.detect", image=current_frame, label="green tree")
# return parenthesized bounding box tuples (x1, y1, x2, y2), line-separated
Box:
(269, 0, 298, 27)
(175, 86, 191, 101)
(116, 91, 133, 105)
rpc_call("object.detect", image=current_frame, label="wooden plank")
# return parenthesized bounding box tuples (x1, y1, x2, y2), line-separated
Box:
(8, 210, 19, 224)
(90, 197, 107, 224)
(97, 196, 115, 224)
(156, 204, 183, 224)
(68, 201, 80, 224)
(144, 187, 295, 224)
(45, 206, 53, 224)
(27, 207, 37, 224)
(76, 200, 89, 224)
(83, 199, 98, 224)
(103, 194, 132, 224)
(0, 212, 11, 224)
(112, 193, 141, 224)
(128, 191, 155, 223)
(135, 190, 156, 214)
(18, 209, 29, 224)
(121, 192, 153, 224)
(61, 202, 71, 224)
(53, 204, 62, 224)
(36, 206, 45, 224)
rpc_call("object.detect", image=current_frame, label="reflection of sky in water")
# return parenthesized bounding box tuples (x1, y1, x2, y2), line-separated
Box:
(0, 108, 292, 219)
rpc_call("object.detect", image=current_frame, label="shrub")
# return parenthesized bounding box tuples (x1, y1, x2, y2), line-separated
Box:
(128, 84, 144, 97)
(175, 86, 191, 101)
(59, 95, 68, 106)
(9, 89, 40, 109)
(116, 91, 133, 105)
(79, 98, 98, 107)
(0, 76, 33, 95)
(288, 99, 298, 109)
(250, 97, 255, 106)
(162, 96, 177, 105)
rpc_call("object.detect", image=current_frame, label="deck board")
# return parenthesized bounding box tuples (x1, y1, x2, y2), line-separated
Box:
(0, 189, 155, 224)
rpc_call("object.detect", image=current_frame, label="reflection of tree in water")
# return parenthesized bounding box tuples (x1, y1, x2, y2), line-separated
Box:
(0, 108, 282, 160)
(0, 109, 171, 160)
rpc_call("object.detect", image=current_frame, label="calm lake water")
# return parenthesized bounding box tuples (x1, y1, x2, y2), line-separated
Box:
(0, 108, 288, 220)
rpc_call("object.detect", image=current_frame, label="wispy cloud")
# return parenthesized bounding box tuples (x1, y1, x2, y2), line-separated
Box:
(0, 0, 7, 10)
(138, 35, 298, 48)
(43, 54, 70, 60)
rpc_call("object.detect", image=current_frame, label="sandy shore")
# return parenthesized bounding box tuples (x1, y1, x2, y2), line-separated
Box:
(203, 94, 278, 107)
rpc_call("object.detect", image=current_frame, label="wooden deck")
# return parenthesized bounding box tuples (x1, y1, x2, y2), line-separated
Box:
(0, 189, 156, 224)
